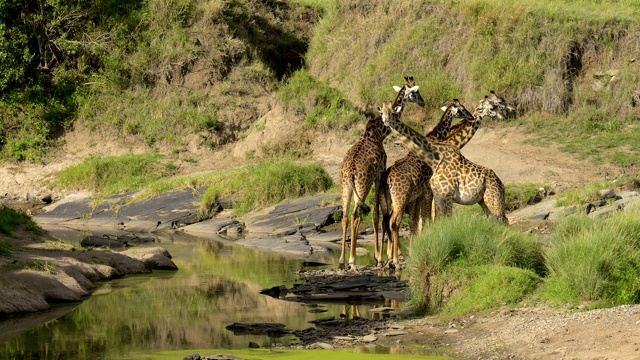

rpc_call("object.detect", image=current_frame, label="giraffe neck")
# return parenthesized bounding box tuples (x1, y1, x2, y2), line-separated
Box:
(445, 114, 482, 149)
(385, 112, 448, 168)
(392, 86, 407, 108)
(426, 108, 455, 141)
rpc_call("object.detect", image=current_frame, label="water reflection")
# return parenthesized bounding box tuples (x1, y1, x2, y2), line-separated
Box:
(0, 229, 395, 360)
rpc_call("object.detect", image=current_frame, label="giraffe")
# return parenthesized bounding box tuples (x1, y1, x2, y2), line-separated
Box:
(487, 90, 517, 120)
(378, 102, 508, 225)
(339, 76, 425, 269)
(377, 99, 475, 269)
(444, 95, 498, 149)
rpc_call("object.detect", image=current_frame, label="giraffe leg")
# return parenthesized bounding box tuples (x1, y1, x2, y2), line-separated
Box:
(339, 187, 352, 268)
(482, 183, 508, 224)
(433, 193, 454, 221)
(389, 208, 404, 269)
(349, 203, 362, 267)
(372, 181, 382, 267)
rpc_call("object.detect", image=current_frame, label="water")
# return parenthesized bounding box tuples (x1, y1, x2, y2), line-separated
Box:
(0, 229, 401, 359)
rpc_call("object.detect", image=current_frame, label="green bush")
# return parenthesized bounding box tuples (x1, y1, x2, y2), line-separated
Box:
(0, 208, 41, 236)
(407, 212, 545, 313)
(440, 265, 541, 319)
(276, 69, 365, 130)
(51, 153, 178, 196)
(504, 183, 549, 212)
(199, 160, 333, 216)
(0, 240, 13, 257)
(542, 210, 640, 305)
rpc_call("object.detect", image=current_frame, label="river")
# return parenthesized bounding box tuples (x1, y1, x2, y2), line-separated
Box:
(0, 228, 416, 359)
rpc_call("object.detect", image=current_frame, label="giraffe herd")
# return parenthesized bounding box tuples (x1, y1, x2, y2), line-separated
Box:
(339, 76, 515, 269)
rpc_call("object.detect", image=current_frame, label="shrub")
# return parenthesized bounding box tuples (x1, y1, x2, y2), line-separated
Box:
(199, 160, 334, 217)
(407, 212, 545, 313)
(504, 182, 549, 212)
(542, 210, 640, 305)
(51, 153, 178, 196)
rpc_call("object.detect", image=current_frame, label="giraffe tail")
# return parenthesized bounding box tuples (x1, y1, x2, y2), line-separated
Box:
(382, 213, 391, 239)
(357, 201, 371, 215)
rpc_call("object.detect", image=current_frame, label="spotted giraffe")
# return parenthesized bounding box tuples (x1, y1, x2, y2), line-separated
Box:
(378, 102, 508, 225)
(488, 90, 517, 120)
(339, 76, 425, 268)
(377, 99, 475, 268)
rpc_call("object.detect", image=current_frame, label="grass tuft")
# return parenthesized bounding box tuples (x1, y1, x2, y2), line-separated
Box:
(0, 208, 42, 237)
(51, 153, 178, 197)
(407, 212, 545, 314)
(199, 160, 333, 217)
(541, 209, 640, 305)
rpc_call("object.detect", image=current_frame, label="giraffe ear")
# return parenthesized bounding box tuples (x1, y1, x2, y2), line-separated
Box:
(440, 106, 447, 112)
(376, 106, 383, 114)
(393, 86, 402, 92)
(408, 85, 419, 92)
(393, 106, 402, 113)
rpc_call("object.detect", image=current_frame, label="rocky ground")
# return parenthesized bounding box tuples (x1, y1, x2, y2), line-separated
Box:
(1, 119, 639, 359)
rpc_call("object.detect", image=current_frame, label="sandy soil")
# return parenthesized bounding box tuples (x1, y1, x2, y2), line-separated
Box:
(0, 114, 637, 359)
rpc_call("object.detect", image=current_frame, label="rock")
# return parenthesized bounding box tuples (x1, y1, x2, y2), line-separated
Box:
(0, 274, 51, 315)
(184, 354, 201, 360)
(122, 247, 178, 270)
(315, 342, 335, 350)
(598, 189, 616, 199)
(361, 334, 377, 342)
(259, 285, 288, 298)
(181, 219, 244, 239)
(383, 330, 408, 336)
(244, 194, 340, 235)
(225, 322, 291, 337)
(248, 342, 260, 348)
(80, 235, 128, 248)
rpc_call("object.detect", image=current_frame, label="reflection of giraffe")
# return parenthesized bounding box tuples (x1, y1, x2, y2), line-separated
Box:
(339, 77, 425, 268)
(378, 102, 508, 223)
(378, 100, 475, 268)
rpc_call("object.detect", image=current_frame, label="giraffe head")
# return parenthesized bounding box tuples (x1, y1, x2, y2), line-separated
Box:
(488, 90, 516, 119)
(393, 76, 425, 107)
(377, 102, 403, 128)
(439, 99, 475, 121)
(472, 96, 498, 119)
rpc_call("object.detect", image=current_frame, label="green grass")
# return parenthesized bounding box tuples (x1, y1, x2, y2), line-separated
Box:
(504, 182, 549, 212)
(198, 160, 333, 217)
(0, 208, 42, 236)
(439, 265, 541, 319)
(555, 176, 640, 207)
(51, 153, 178, 197)
(540, 209, 640, 306)
(4, 260, 56, 273)
(141, 348, 451, 360)
(407, 212, 545, 314)
(276, 69, 365, 130)
(406, 202, 640, 317)
(0, 240, 13, 257)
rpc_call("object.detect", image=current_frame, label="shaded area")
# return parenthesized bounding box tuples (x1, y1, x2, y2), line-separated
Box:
(220, 0, 314, 80)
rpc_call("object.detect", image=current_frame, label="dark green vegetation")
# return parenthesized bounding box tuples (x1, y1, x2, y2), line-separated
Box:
(0, 0, 317, 161)
(3, 0, 640, 167)
(408, 206, 640, 317)
(0, 208, 41, 237)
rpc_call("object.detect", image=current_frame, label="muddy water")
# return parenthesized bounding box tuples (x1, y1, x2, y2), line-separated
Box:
(0, 230, 408, 359)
